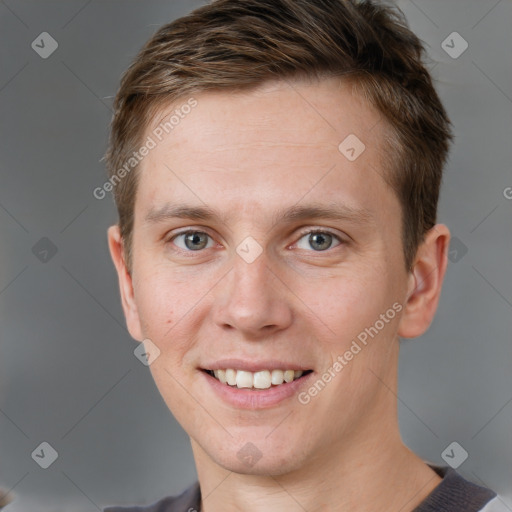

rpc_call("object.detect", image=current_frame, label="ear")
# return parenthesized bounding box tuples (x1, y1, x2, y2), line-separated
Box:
(398, 224, 450, 339)
(107, 225, 144, 342)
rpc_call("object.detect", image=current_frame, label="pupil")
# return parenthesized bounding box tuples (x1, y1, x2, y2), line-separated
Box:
(186, 232, 207, 250)
(310, 232, 331, 251)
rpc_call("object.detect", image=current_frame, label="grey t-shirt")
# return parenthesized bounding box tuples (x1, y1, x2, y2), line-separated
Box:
(104, 465, 506, 512)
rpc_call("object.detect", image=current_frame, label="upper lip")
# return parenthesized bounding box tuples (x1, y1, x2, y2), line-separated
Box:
(201, 359, 313, 372)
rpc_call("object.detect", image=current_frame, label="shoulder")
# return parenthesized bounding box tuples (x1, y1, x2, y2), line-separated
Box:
(415, 465, 508, 512)
(103, 481, 200, 512)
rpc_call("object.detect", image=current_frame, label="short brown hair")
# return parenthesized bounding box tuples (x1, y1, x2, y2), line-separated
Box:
(105, 0, 453, 272)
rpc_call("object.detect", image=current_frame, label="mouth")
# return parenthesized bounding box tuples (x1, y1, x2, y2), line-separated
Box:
(202, 368, 314, 391)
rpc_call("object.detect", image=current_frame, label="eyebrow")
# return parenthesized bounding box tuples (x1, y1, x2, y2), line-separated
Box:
(143, 202, 374, 228)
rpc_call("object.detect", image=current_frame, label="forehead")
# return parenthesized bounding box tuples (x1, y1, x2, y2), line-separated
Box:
(147, 77, 383, 151)
(136, 77, 394, 223)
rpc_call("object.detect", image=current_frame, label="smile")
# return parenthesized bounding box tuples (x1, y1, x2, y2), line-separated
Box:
(203, 368, 313, 390)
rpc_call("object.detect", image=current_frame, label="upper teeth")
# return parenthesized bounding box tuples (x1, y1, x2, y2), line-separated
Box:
(212, 369, 304, 389)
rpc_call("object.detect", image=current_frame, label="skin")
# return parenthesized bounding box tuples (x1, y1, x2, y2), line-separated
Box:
(108, 76, 450, 512)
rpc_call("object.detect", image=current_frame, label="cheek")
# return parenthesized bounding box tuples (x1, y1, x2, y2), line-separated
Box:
(324, 287, 402, 390)
(133, 269, 199, 351)
(296, 263, 394, 343)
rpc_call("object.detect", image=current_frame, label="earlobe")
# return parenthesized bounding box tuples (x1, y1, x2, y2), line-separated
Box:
(107, 225, 144, 341)
(398, 224, 450, 339)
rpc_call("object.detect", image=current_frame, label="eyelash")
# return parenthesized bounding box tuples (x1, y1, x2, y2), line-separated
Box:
(166, 228, 345, 253)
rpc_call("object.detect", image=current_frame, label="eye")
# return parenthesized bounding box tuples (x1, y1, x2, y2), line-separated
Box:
(295, 230, 342, 251)
(171, 230, 215, 251)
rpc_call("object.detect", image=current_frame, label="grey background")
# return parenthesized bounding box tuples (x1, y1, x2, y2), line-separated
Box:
(0, 0, 510, 510)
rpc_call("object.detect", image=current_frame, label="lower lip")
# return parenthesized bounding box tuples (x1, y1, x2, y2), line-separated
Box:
(200, 370, 314, 409)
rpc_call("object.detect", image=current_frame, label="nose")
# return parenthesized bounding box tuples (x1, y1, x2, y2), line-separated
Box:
(212, 249, 293, 339)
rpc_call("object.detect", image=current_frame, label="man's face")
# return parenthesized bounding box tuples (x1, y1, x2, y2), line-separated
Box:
(116, 77, 414, 475)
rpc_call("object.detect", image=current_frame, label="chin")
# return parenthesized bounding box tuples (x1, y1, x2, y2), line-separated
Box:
(207, 440, 308, 477)
(219, 456, 302, 477)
